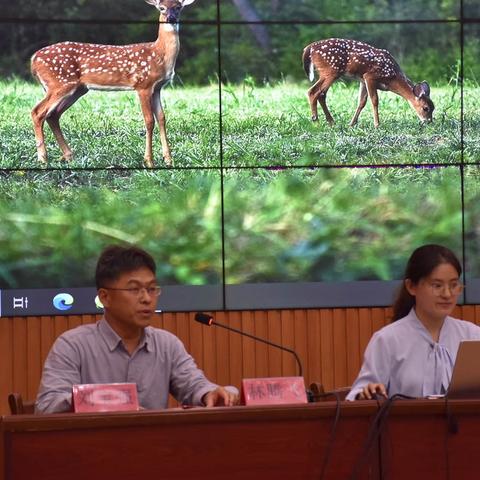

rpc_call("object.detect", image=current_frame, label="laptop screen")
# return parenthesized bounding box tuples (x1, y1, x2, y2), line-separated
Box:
(447, 341, 480, 399)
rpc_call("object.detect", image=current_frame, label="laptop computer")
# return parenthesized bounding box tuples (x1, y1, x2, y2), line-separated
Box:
(447, 340, 480, 399)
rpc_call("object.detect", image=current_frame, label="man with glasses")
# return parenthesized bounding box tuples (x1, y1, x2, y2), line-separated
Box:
(36, 245, 239, 413)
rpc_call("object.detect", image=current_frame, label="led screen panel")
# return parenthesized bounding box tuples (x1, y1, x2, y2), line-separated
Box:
(223, 165, 463, 308)
(464, 24, 479, 163)
(221, 21, 460, 167)
(464, 0, 479, 19)
(0, 0, 477, 316)
(0, 20, 220, 169)
(464, 166, 480, 304)
(0, 169, 223, 315)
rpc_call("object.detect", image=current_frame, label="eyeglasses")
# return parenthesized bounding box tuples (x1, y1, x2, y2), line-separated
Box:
(427, 281, 464, 296)
(102, 286, 162, 297)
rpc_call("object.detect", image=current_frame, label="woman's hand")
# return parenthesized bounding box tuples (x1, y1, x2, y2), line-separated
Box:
(356, 383, 387, 400)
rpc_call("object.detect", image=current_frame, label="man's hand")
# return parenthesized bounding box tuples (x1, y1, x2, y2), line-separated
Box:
(356, 383, 387, 400)
(202, 386, 239, 407)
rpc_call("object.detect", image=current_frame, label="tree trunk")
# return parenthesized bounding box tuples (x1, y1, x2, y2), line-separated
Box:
(231, 0, 271, 53)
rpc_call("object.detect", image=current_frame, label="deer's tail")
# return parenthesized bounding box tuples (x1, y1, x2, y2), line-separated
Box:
(30, 52, 41, 81)
(302, 45, 314, 82)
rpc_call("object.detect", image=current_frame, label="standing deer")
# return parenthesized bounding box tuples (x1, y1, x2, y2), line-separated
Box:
(31, 0, 195, 167)
(302, 38, 434, 127)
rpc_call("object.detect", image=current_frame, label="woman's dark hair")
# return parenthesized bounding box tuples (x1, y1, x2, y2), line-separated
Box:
(95, 245, 156, 289)
(392, 244, 461, 321)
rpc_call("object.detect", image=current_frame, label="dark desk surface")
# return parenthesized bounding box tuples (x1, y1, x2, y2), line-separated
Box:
(1, 399, 479, 480)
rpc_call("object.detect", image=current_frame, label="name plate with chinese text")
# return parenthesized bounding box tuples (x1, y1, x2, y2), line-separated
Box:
(241, 377, 307, 405)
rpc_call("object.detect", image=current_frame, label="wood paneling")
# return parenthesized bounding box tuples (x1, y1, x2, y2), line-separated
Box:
(1, 306, 479, 415)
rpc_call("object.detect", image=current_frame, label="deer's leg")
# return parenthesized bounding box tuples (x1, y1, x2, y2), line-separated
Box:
(307, 78, 324, 122)
(318, 75, 337, 125)
(32, 93, 54, 164)
(137, 89, 155, 168)
(32, 86, 81, 164)
(152, 88, 172, 166)
(365, 77, 380, 127)
(350, 81, 368, 127)
(46, 86, 88, 161)
(308, 74, 336, 125)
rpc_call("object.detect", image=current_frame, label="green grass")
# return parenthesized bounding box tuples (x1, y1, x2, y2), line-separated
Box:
(464, 85, 480, 161)
(0, 78, 470, 168)
(222, 80, 462, 166)
(0, 79, 220, 168)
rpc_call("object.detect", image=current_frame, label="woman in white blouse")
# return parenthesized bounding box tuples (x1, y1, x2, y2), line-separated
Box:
(347, 244, 480, 401)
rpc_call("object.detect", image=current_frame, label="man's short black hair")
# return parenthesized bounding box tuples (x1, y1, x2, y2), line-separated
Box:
(95, 245, 156, 289)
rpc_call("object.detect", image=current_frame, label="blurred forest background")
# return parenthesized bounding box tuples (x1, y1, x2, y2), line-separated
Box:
(0, 0, 478, 85)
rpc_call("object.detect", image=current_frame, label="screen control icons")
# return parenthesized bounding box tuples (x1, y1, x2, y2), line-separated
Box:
(53, 293, 74, 311)
(13, 296, 29, 309)
(95, 295, 104, 310)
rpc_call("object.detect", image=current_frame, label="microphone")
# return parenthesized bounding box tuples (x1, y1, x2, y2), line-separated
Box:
(194, 312, 303, 377)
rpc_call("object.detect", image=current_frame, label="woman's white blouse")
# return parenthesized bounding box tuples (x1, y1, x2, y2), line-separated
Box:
(346, 308, 480, 400)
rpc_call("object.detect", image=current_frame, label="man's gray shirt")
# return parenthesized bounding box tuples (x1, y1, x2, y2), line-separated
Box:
(36, 318, 218, 413)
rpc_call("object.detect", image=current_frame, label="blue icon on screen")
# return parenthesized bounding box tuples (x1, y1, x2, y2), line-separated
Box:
(53, 293, 74, 311)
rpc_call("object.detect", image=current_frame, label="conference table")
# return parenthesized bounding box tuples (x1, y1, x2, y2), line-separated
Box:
(1, 399, 479, 480)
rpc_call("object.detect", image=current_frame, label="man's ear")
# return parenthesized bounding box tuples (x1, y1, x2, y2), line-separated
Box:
(98, 288, 111, 308)
(405, 279, 417, 297)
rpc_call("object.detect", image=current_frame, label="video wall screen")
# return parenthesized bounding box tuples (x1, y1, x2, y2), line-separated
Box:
(0, 0, 477, 316)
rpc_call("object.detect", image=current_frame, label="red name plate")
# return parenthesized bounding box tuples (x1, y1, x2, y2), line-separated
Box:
(72, 383, 139, 412)
(241, 377, 307, 406)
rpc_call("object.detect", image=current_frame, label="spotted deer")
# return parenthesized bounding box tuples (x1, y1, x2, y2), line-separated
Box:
(302, 38, 434, 127)
(31, 0, 195, 167)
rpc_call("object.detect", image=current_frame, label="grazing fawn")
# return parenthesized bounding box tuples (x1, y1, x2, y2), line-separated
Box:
(302, 38, 434, 127)
(31, 0, 195, 167)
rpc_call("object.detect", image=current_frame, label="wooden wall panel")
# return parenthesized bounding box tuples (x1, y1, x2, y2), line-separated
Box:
(319, 309, 334, 390)
(228, 312, 243, 388)
(333, 309, 347, 388)
(214, 311, 230, 386)
(241, 311, 256, 379)
(26, 317, 41, 401)
(267, 310, 282, 377)
(345, 308, 360, 385)
(280, 310, 296, 375)
(0, 317, 13, 414)
(294, 310, 308, 378)
(12, 318, 28, 397)
(306, 309, 321, 385)
(1, 306, 480, 415)
(253, 310, 268, 378)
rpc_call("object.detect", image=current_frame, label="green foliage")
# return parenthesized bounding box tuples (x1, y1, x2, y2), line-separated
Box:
(0, 170, 223, 288)
(221, 0, 459, 21)
(464, 29, 480, 86)
(223, 167, 464, 283)
(1, 162, 473, 289)
(0, 1, 475, 84)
